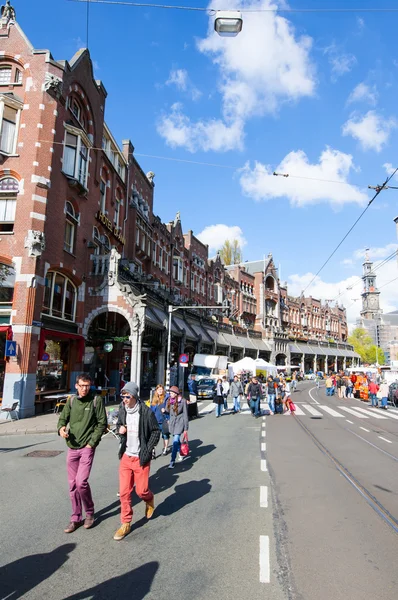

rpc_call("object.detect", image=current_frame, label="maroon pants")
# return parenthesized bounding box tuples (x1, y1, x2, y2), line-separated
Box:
(67, 447, 95, 522)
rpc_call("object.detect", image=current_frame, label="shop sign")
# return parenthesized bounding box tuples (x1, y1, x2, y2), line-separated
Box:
(96, 211, 126, 245)
(103, 342, 113, 353)
(32, 320, 42, 328)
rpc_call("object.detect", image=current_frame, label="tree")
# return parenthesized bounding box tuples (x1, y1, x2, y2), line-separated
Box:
(348, 327, 385, 365)
(219, 239, 242, 266)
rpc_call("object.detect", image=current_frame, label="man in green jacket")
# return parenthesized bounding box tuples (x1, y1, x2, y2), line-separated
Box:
(57, 373, 107, 533)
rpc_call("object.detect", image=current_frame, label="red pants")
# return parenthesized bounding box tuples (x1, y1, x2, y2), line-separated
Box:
(119, 454, 153, 524)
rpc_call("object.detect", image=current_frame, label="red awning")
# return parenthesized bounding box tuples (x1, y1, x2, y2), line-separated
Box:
(0, 325, 12, 339)
(39, 328, 85, 362)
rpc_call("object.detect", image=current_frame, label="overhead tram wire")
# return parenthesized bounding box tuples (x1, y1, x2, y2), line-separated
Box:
(68, 1, 398, 14)
(301, 167, 398, 296)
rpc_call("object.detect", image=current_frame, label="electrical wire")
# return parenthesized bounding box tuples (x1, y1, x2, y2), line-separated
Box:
(301, 167, 398, 296)
(68, 1, 398, 14)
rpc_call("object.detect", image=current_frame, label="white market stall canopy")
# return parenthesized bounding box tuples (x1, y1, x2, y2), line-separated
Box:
(254, 358, 278, 376)
(230, 357, 278, 377)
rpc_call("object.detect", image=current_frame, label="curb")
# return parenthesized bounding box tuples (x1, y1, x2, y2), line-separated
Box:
(0, 429, 57, 436)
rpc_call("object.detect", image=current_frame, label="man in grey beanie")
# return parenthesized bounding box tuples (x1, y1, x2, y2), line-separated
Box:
(113, 381, 160, 541)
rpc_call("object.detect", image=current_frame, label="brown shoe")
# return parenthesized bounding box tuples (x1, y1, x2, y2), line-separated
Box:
(64, 521, 83, 534)
(84, 516, 95, 529)
(113, 522, 131, 541)
(145, 498, 155, 519)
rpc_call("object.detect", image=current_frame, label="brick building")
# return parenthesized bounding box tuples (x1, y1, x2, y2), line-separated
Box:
(0, 8, 358, 417)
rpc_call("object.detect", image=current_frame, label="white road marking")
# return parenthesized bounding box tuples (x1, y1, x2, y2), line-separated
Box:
(319, 405, 344, 417)
(259, 536, 270, 583)
(199, 403, 216, 414)
(261, 430, 266, 438)
(379, 410, 398, 422)
(293, 405, 305, 415)
(262, 416, 266, 421)
(353, 407, 388, 420)
(346, 420, 354, 424)
(378, 436, 392, 444)
(360, 427, 370, 433)
(261, 459, 267, 471)
(389, 407, 398, 414)
(339, 406, 369, 419)
(260, 486, 268, 508)
(261, 442, 266, 452)
(302, 404, 323, 417)
(308, 387, 320, 404)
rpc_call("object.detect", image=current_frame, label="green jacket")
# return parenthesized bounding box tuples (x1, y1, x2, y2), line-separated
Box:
(57, 392, 107, 449)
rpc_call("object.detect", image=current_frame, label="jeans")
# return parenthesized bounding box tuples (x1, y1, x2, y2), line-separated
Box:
(326, 387, 332, 396)
(268, 393, 275, 413)
(233, 396, 241, 412)
(119, 454, 153, 523)
(250, 397, 260, 416)
(223, 395, 228, 410)
(370, 393, 377, 406)
(67, 447, 95, 522)
(215, 403, 223, 417)
(171, 434, 181, 462)
(346, 386, 353, 398)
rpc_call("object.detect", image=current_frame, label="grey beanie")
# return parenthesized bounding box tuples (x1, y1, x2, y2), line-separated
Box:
(121, 381, 139, 398)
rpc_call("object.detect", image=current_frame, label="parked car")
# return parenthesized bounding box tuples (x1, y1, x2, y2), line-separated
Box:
(197, 378, 216, 400)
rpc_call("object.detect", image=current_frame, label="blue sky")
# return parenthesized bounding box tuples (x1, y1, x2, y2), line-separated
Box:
(16, 0, 398, 324)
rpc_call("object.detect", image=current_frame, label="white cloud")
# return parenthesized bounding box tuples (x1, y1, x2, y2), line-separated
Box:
(347, 82, 378, 106)
(165, 68, 202, 101)
(287, 245, 398, 327)
(353, 244, 398, 261)
(197, 224, 247, 253)
(324, 44, 357, 81)
(342, 111, 397, 152)
(239, 147, 368, 208)
(157, 0, 316, 152)
(383, 162, 398, 180)
(341, 258, 354, 267)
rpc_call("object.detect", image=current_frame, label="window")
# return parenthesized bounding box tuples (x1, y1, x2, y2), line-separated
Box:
(0, 177, 18, 233)
(173, 257, 183, 283)
(100, 179, 106, 213)
(136, 228, 140, 247)
(0, 67, 11, 85)
(62, 131, 89, 187)
(0, 105, 18, 154)
(114, 194, 121, 227)
(14, 69, 22, 84)
(42, 272, 77, 322)
(64, 201, 78, 253)
(71, 99, 81, 122)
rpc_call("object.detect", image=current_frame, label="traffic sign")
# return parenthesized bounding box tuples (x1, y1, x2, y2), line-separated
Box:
(5, 340, 17, 357)
(179, 353, 189, 364)
(41, 352, 50, 361)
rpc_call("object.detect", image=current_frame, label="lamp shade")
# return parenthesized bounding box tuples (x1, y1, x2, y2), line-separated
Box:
(214, 10, 243, 37)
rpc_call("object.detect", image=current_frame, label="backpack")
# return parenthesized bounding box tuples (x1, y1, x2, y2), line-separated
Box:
(275, 402, 284, 414)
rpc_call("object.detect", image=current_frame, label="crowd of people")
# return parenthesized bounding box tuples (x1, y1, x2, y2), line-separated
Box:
(323, 371, 390, 409)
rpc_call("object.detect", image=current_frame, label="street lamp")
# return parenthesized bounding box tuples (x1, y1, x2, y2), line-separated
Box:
(214, 10, 243, 37)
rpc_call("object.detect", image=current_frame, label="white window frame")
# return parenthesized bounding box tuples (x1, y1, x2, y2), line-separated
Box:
(0, 176, 18, 233)
(62, 124, 92, 189)
(114, 197, 121, 227)
(64, 201, 78, 254)
(99, 179, 107, 213)
(0, 95, 22, 156)
(42, 271, 77, 322)
(0, 67, 12, 85)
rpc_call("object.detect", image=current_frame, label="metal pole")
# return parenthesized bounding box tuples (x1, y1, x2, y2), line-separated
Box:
(165, 305, 173, 388)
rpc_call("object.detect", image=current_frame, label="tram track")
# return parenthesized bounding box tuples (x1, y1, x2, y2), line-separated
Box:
(293, 413, 398, 535)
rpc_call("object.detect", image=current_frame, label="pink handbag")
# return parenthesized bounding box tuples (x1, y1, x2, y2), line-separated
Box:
(180, 433, 189, 457)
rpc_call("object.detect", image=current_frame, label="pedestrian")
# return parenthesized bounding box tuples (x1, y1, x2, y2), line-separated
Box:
(285, 396, 296, 415)
(378, 381, 389, 410)
(291, 371, 297, 392)
(368, 380, 379, 407)
(187, 374, 199, 418)
(165, 386, 189, 469)
(113, 381, 160, 541)
(57, 372, 107, 534)
(266, 376, 276, 415)
(325, 375, 333, 397)
(247, 376, 262, 418)
(230, 374, 244, 413)
(215, 378, 224, 418)
(222, 376, 230, 411)
(150, 384, 169, 456)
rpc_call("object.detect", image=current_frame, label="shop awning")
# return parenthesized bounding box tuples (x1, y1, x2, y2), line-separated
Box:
(216, 332, 230, 348)
(0, 325, 12, 339)
(151, 307, 180, 334)
(39, 328, 85, 362)
(186, 322, 214, 344)
(223, 332, 245, 348)
(173, 317, 198, 341)
(145, 307, 164, 326)
(248, 337, 266, 351)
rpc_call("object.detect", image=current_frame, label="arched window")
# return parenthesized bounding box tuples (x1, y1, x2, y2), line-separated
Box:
(0, 66, 12, 85)
(0, 177, 18, 233)
(42, 271, 77, 321)
(64, 201, 78, 254)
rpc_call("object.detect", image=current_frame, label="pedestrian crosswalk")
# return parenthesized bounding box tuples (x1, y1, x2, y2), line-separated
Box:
(198, 400, 398, 424)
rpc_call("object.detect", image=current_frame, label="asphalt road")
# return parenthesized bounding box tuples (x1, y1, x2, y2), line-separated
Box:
(0, 383, 397, 600)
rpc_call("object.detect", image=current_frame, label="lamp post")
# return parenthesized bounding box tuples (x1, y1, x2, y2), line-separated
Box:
(214, 10, 243, 37)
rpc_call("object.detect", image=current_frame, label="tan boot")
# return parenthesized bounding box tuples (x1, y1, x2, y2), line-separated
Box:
(145, 498, 155, 519)
(113, 522, 131, 541)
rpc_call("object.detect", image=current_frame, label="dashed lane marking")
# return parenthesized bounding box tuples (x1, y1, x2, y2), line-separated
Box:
(346, 420, 354, 424)
(261, 442, 266, 452)
(260, 486, 268, 508)
(378, 436, 393, 444)
(261, 430, 266, 438)
(302, 404, 323, 417)
(259, 536, 270, 583)
(360, 427, 370, 433)
(261, 459, 267, 471)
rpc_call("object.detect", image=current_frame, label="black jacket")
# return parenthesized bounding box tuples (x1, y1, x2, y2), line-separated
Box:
(116, 401, 160, 466)
(247, 382, 263, 399)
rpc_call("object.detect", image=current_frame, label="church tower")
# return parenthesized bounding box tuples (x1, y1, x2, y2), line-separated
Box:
(360, 250, 382, 320)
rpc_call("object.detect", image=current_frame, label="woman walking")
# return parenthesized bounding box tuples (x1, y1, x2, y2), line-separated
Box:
(165, 386, 189, 469)
(150, 384, 170, 457)
(215, 378, 224, 418)
(379, 381, 389, 410)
